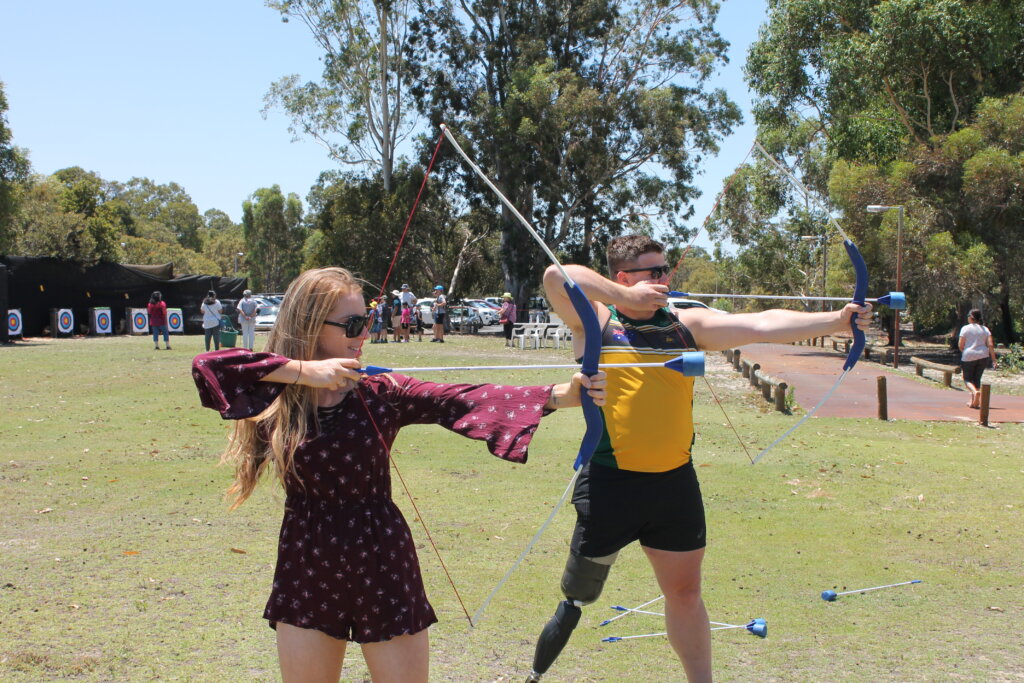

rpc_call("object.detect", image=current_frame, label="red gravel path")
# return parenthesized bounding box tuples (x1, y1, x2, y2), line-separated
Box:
(736, 343, 1024, 423)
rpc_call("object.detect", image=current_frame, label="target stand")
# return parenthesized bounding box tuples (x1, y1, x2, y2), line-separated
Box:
(51, 308, 75, 337)
(89, 307, 113, 335)
(167, 308, 184, 334)
(128, 308, 150, 335)
(7, 309, 22, 339)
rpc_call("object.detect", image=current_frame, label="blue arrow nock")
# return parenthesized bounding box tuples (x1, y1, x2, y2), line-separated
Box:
(875, 292, 906, 310)
(665, 352, 705, 377)
(359, 365, 391, 376)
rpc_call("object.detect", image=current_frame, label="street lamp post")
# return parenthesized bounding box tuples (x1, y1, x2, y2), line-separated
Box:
(866, 205, 904, 368)
(234, 252, 244, 275)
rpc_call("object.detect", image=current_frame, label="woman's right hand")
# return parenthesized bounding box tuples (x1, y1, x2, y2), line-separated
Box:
(296, 358, 363, 391)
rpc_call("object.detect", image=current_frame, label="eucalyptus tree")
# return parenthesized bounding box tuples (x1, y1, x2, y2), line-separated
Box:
(265, 0, 418, 192)
(0, 81, 30, 253)
(242, 185, 306, 291)
(742, 0, 1024, 338)
(408, 0, 740, 300)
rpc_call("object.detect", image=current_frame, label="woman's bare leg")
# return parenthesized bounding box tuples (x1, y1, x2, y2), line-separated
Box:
(276, 622, 347, 683)
(361, 629, 429, 683)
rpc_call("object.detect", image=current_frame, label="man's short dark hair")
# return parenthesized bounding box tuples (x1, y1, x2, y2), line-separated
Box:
(606, 235, 665, 275)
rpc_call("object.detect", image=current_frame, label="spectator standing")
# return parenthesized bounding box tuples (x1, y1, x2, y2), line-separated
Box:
(368, 300, 383, 343)
(400, 302, 412, 342)
(400, 283, 417, 309)
(410, 303, 424, 341)
(377, 297, 390, 343)
(959, 308, 997, 409)
(148, 291, 170, 350)
(201, 290, 223, 352)
(431, 285, 447, 343)
(390, 290, 403, 342)
(499, 292, 517, 347)
(238, 290, 259, 351)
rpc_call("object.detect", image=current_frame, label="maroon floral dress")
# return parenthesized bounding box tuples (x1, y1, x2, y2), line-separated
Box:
(192, 349, 553, 643)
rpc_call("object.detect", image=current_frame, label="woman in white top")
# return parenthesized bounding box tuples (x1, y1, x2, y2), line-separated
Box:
(958, 308, 997, 408)
(201, 290, 224, 351)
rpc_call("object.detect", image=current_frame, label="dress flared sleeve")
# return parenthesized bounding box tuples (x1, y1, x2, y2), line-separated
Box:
(192, 349, 291, 419)
(365, 374, 554, 463)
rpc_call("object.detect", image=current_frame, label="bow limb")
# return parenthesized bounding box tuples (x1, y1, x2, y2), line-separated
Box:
(440, 125, 604, 469)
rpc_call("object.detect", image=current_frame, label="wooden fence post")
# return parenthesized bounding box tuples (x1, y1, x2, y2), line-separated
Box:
(877, 376, 888, 421)
(775, 382, 788, 412)
(732, 349, 741, 371)
(980, 384, 991, 426)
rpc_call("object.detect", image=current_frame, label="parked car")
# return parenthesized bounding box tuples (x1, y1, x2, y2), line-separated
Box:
(254, 305, 280, 331)
(447, 305, 483, 333)
(461, 300, 498, 325)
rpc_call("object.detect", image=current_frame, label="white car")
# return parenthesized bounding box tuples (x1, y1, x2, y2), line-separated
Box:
(254, 305, 280, 331)
(462, 300, 499, 325)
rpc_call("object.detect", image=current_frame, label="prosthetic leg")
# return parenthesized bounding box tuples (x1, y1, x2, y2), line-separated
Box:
(525, 551, 616, 682)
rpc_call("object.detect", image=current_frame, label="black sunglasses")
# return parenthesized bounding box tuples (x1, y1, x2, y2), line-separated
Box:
(322, 314, 369, 337)
(619, 265, 672, 279)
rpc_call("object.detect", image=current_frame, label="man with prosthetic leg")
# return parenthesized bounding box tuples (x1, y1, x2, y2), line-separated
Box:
(527, 551, 615, 681)
(525, 235, 872, 682)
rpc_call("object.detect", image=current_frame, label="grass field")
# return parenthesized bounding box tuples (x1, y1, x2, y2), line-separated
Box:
(1, 334, 1022, 682)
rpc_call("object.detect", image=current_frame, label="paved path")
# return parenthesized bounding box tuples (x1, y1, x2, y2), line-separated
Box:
(737, 343, 1024, 423)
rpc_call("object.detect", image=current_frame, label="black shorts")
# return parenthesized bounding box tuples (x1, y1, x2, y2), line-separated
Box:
(434, 312, 446, 324)
(570, 461, 706, 557)
(962, 357, 988, 386)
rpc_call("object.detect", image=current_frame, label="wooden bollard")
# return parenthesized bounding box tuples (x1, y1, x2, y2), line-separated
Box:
(775, 382, 788, 412)
(749, 363, 760, 387)
(980, 384, 991, 426)
(732, 349, 741, 372)
(877, 375, 888, 421)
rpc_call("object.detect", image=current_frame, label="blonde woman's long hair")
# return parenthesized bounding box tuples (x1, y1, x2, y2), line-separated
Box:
(223, 267, 362, 508)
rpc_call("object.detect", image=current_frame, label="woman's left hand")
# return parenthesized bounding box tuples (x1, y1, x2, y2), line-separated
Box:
(571, 370, 607, 406)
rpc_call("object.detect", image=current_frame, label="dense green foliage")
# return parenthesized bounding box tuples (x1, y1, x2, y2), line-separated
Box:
(407, 0, 740, 299)
(721, 0, 1024, 341)
(0, 81, 31, 253)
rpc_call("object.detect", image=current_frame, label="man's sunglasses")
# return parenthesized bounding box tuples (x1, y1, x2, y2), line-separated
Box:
(322, 314, 369, 337)
(619, 265, 672, 279)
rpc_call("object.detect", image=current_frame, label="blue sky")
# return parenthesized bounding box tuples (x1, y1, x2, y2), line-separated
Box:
(2, 0, 766, 244)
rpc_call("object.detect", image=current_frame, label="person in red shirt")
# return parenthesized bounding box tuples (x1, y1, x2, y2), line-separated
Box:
(147, 291, 170, 350)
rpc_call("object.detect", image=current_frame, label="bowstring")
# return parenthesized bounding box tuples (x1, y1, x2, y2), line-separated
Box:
(355, 386, 475, 627)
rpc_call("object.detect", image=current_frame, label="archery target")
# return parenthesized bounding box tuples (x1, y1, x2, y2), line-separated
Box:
(91, 308, 112, 334)
(130, 308, 149, 335)
(167, 308, 184, 333)
(55, 308, 74, 335)
(7, 309, 22, 337)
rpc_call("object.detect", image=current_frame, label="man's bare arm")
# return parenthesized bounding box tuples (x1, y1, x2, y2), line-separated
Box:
(679, 305, 873, 352)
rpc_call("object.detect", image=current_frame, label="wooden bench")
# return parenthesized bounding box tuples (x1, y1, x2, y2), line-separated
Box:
(910, 356, 961, 387)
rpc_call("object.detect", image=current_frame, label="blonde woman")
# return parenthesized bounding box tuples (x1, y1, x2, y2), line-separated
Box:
(192, 267, 605, 683)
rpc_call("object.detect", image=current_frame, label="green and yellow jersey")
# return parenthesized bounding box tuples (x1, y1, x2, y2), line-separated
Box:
(591, 306, 698, 472)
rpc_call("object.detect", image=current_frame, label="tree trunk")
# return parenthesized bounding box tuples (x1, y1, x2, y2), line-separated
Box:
(379, 4, 392, 193)
(999, 283, 1018, 344)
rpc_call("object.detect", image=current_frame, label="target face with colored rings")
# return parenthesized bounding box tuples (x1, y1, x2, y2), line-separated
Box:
(7, 310, 21, 335)
(168, 311, 183, 329)
(96, 311, 111, 332)
(133, 312, 149, 330)
(58, 310, 74, 333)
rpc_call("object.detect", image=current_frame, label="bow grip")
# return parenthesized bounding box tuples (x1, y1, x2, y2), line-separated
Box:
(843, 239, 869, 371)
